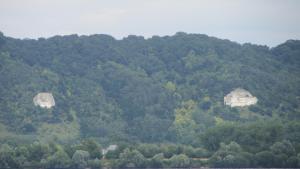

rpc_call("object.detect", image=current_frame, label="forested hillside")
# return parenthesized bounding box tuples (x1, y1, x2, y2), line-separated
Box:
(0, 31, 300, 168)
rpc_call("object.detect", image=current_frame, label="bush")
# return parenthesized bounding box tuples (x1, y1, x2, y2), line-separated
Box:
(286, 156, 299, 168)
(270, 140, 296, 157)
(190, 158, 207, 168)
(161, 144, 183, 158)
(72, 150, 90, 169)
(80, 139, 102, 159)
(118, 148, 147, 168)
(0, 144, 21, 169)
(209, 142, 251, 168)
(149, 153, 164, 168)
(137, 144, 160, 158)
(41, 149, 71, 169)
(105, 143, 127, 159)
(87, 158, 102, 169)
(255, 151, 275, 167)
(193, 147, 210, 158)
(273, 153, 288, 167)
(168, 154, 190, 168)
(182, 146, 194, 157)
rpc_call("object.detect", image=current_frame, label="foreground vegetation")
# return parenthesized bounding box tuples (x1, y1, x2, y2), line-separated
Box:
(1, 120, 300, 168)
(0, 32, 300, 168)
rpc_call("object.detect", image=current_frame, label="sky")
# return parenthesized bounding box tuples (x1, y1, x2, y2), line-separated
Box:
(0, 0, 300, 47)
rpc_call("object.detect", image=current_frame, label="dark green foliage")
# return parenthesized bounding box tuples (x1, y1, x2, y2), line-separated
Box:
(137, 144, 160, 158)
(41, 148, 71, 169)
(167, 154, 191, 168)
(1, 140, 300, 168)
(272, 40, 300, 66)
(0, 144, 21, 169)
(255, 151, 276, 167)
(286, 156, 300, 168)
(201, 120, 285, 152)
(118, 148, 147, 168)
(27, 142, 51, 162)
(161, 144, 183, 158)
(270, 140, 296, 156)
(149, 153, 164, 168)
(0, 32, 300, 168)
(87, 158, 102, 169)
(71, 150, 90, 169)
(209, 142, 251, 168)
(1, 32, 300, 144)
(79, 139, 102, 159)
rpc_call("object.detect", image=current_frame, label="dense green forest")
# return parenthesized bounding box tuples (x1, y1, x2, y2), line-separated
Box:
(0, 31, 300, 168)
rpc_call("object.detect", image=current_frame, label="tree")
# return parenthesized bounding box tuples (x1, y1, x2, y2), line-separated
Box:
(286, 156, 299, 168)
(209, 142, 250, 168)
(118, 148, 146, 168)
(137, 144, 160, 158)
(161, 144, 183, 158)
(270, 140, 296, 157)
(72, 150, 90, 169)
(80, 139, 102, 159)
(14, 146, 29, 168)
(298, 153, 300, 167)
(273, 153, 288, 167)
(149, 153, 164, 168)
(41, 148, 71, 169)
(27, 142, 50, 162)
(0, 144, 20, 169)
(255, 151, 275, 167)
(193, 147, 210, 158)
(173, 100, 198, 144)
(165, 81, 176, 92)
(168, 154, 190, 168)
(87, 158, 102, 169)
(0, 32, 300, 169)
(201, 123, 236, 151)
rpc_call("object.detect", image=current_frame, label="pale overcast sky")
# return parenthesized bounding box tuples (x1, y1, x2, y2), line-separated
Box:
(1, 0, 300, 46)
